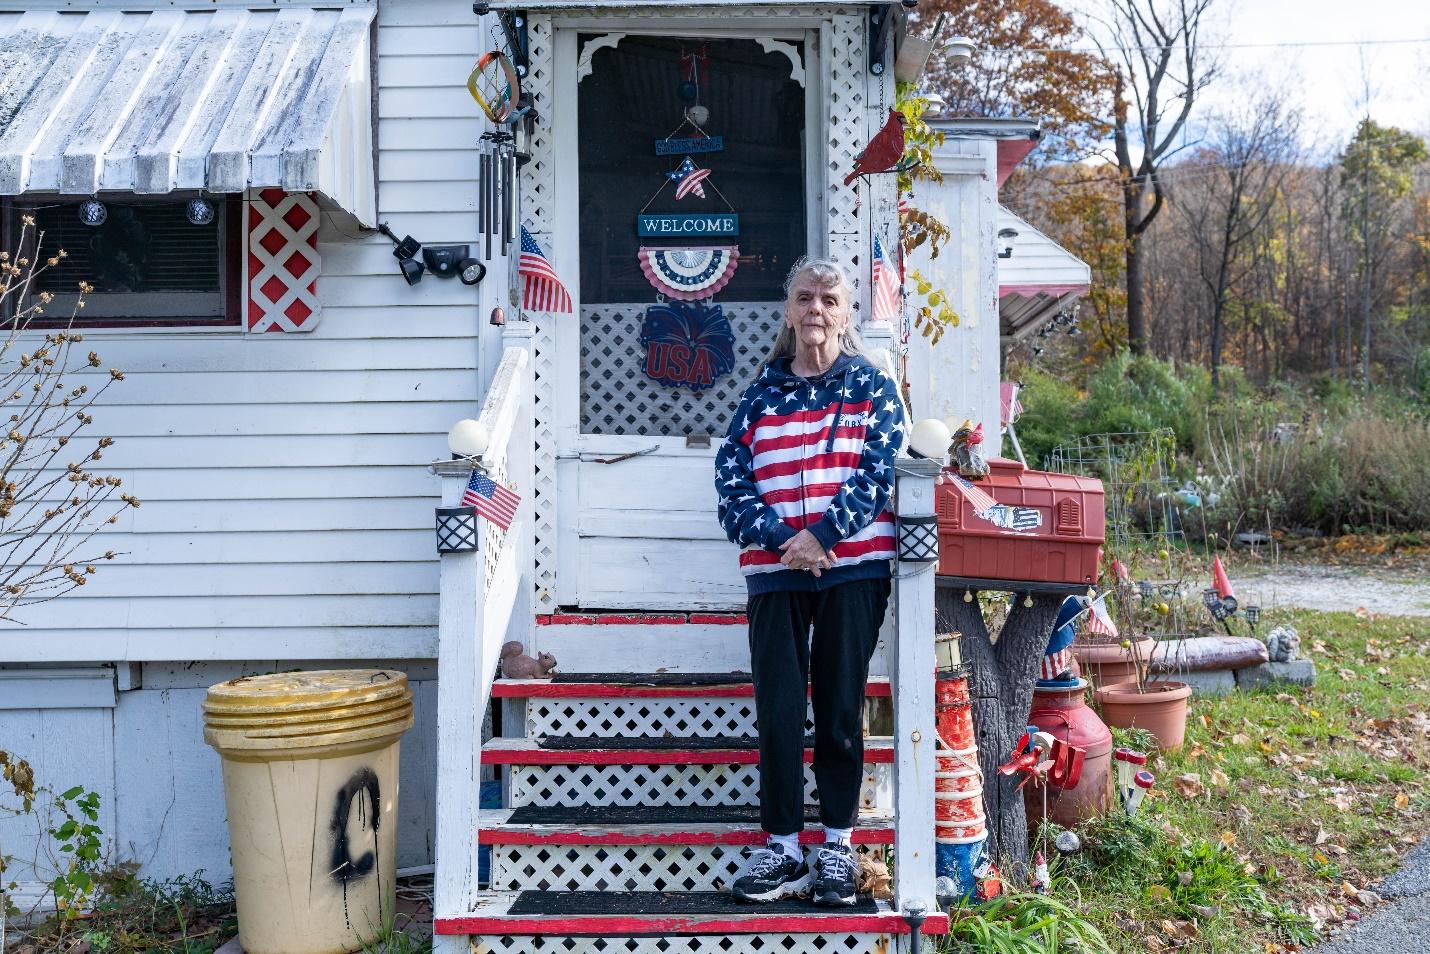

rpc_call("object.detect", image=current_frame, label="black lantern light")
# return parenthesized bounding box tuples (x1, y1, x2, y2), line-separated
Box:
(997, 227, 1018, 258)
(435, 506, 478, 554)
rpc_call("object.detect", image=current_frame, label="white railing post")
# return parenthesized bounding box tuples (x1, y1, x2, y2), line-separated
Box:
(502, 323, 536, 657)
(432, 459, 485, 953)
(892, 456, 939, 946)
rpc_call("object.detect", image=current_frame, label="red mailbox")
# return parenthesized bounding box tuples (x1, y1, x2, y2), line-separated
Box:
(935, 457, 1105, 585)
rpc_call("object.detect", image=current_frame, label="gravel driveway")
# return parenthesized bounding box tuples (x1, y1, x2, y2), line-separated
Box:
(1229, 565, 1430, 618)
(1309, 836, 1430, 953)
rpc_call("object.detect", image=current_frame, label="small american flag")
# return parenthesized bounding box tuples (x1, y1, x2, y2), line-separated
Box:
(462, 469, 521, 531)
(667, 157, 712, 200)
(871, 234, 901, 324)
(950, 475, 998, 513)
(519, 228, 573, 313)
(1085, 593, 1120, 640)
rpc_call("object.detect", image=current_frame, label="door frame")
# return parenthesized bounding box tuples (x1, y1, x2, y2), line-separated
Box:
(548, 17, 830, 608)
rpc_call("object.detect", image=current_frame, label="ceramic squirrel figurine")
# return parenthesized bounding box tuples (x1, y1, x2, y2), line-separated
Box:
(500, 641, 557, 679)
(1264, 625, 1300, 663)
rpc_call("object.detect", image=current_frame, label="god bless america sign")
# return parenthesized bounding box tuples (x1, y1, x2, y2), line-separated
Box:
(638, 213, 740, 237)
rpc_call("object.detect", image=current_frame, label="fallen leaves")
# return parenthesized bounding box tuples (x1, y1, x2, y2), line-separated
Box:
(1327, 791, 1355, 812)
(1172, 773, 1205, 798)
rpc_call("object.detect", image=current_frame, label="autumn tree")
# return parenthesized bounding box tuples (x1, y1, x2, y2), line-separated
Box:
(1098, 0, 1219, 355)
(912, 0, 1115, 161)
(1173, 87, 1301, 389)
(1339, 118, 1427, 384)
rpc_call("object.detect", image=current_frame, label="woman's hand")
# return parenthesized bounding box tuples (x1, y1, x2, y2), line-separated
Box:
(779, 529, 836, 576)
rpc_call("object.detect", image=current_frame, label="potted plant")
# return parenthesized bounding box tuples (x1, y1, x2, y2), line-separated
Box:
(1092, 638, 1191, 751)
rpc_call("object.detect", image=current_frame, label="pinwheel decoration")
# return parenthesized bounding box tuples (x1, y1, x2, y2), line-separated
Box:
(639, 300, 736, 393)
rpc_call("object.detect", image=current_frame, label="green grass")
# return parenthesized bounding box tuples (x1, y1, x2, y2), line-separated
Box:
(1053, 606, 1429, 952)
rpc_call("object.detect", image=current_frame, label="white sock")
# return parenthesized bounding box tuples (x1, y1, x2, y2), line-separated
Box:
(824, 827, 853, 846)
(768, 832, 801, 858)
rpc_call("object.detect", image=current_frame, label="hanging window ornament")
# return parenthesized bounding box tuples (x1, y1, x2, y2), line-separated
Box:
(185, 196, 216, 226)
(638, 154, 738, 237)
(677, 43, 709, 103)
(639, 300, 736, 393)
(78, 198, 107, 227)
(637, 246, 739, 300)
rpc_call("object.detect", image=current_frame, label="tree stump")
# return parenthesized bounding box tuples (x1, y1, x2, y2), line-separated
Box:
(936, 586, 1065, 876)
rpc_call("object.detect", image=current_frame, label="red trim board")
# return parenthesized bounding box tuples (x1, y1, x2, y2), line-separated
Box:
(491, 679, 892, 699)
(478, 827, 894, 847)
(435, 911, 950, 936)
(479, 743, 896, 766)
(537, 613, 747, 625)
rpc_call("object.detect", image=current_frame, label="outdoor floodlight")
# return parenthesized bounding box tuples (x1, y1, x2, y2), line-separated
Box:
(459, 258, 487, 286)
(448, 418, 490, 459)
(186, 197, 216, 226)
(78, 199, 107, 227)
(378, 222, 424, 285)
(997, 227, 1019, 259)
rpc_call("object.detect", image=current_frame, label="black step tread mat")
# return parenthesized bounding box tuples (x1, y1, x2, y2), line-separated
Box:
(504, 805, 833, 826)
(548, 672, 753, 686)
(536, 735, 812, 751)
(507, 890, 878, 916)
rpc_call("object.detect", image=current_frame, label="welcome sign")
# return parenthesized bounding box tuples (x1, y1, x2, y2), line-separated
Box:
(638, 213, 740, 238)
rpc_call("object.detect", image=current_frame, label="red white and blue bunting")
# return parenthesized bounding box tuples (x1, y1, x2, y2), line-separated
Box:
(637, 246, 740, 301)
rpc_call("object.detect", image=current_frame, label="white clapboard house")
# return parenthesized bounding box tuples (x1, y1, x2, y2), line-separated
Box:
(0, 1, 1087, 950)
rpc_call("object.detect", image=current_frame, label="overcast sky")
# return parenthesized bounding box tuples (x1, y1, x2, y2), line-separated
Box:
(1070, 0, 1430, 153)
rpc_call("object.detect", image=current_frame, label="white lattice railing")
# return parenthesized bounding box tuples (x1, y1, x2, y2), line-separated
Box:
(432, 327, 536, 951)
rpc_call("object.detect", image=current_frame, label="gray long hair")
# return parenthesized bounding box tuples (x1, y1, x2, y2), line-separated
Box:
(768, 256, 870, 363)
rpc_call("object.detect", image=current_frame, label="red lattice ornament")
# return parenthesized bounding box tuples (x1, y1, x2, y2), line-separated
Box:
(246, 189, 321, 333)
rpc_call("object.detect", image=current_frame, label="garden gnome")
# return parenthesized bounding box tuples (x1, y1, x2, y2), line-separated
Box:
(949, 419, 990, 478)
(500, 641, 557, 679)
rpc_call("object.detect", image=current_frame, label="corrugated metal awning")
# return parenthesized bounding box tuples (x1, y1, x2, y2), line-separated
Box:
(997, 206, 1091, 341)
(0, 4, 376, 226)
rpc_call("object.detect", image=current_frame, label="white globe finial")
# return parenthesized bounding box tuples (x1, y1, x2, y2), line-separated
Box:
(448, 418, 489, 459)
(909, 418, 952, 462)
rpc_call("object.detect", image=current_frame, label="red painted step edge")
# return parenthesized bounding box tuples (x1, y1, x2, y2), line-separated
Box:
(480, 745, 895, 766)
(434, 911, 950, 936)
(537, 613, 747, 625)
(490, 681, 892, 699)
(478, 826, 895, 847)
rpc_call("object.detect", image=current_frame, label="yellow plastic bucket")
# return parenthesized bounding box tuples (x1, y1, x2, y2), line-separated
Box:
(203, 670, 413, 954)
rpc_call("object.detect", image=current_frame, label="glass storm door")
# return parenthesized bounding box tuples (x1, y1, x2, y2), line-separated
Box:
(553, 31, 813, 609)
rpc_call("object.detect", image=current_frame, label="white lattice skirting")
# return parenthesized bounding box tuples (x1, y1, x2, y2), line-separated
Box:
(522, 698, 821, 738)
(506, 763, 889, 809)
(490, 843, 888, 893)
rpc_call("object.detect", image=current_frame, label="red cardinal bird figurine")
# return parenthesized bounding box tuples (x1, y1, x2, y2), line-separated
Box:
(844, 109, 907, 186)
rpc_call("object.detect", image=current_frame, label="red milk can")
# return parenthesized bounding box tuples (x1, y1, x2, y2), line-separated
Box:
(1024, 680, 1112, 830)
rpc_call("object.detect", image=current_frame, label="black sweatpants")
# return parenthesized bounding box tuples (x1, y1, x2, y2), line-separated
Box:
(747, 577, 891, 835)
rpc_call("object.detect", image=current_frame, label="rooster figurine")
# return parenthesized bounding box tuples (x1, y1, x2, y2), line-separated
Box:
(950, 419, 990, 478)
(843, 110, 907, 186)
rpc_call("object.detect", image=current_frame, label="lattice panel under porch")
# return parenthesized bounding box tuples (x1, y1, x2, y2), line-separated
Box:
(580, 302, 782, 437)
(470, 934, 888, 954)
(522, 698, 819, 738)
(489, 843, 887, 893)
(506, 763, 888, 809)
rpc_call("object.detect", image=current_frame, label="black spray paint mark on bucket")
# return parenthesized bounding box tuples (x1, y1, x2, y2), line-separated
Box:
(330, 767, 383, 930)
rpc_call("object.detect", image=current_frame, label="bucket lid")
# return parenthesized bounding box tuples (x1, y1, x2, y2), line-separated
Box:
(204, 669, 409, 716)
(203, 669, 413, 755)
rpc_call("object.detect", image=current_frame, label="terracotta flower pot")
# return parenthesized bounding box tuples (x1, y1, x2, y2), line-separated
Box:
(1092, 680, 1192, 751)
(1073, 636, 1154, 689)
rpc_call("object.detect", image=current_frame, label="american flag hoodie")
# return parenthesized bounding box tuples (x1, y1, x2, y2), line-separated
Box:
(715, 353, 906, 595)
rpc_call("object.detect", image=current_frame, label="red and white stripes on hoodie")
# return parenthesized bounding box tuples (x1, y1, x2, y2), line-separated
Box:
(715, 353, 907, 595)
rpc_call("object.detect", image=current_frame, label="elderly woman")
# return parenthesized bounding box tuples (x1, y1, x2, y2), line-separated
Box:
(714, 257, 906, 905)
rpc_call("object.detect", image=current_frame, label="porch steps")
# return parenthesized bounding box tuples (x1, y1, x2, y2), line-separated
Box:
(493, 673, 892, 698)
(480, 735, 896, 764)
(478, 806, 894, 894)
(438, 671, 935, 953)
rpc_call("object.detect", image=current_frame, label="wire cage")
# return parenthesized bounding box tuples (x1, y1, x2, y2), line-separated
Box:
(1047, 429, 1185, 554)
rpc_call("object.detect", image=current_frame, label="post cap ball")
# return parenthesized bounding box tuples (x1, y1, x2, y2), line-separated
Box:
(909, 418, 952, 461)
(448, 418, 489, 458)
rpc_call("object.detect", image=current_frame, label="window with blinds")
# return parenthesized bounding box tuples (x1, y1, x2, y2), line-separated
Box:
(2, 198, 241, 328)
